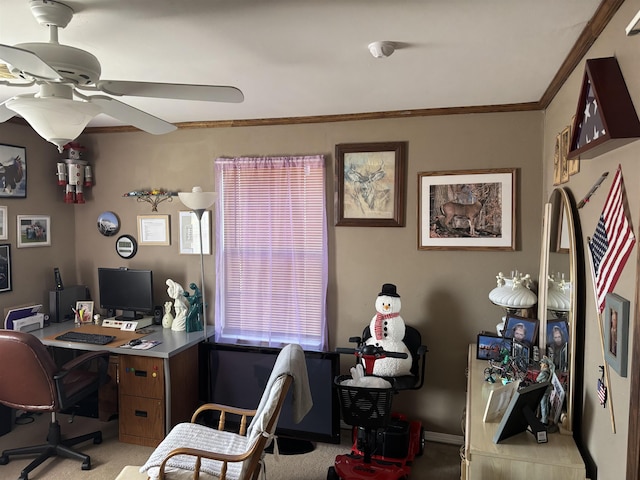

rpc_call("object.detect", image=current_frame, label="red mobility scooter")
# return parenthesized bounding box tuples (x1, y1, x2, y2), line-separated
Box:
(328, 325, 428, 480)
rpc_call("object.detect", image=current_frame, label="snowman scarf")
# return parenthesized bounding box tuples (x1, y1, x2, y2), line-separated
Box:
(374, 312, 399, 340)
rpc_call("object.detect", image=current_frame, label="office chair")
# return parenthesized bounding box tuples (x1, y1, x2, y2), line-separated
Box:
(0, 330, 110, 480)
(140, 343, 312, 480)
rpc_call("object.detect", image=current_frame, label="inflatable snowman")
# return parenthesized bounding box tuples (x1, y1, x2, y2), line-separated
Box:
(364, 283, 413, 377)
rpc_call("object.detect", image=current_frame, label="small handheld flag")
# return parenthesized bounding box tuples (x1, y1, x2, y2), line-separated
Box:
(597, 366, 608, 408)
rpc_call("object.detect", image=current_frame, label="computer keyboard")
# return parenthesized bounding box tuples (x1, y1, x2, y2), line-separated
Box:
(55, 331, 116, 345)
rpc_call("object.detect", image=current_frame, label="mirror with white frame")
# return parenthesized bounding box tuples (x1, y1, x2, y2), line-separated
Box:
(538, 187, 578, 433)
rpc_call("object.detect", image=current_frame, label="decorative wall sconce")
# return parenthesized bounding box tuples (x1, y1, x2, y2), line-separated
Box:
(123, 189, 178, 212)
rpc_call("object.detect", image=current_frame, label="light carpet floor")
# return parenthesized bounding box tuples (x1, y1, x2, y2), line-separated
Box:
(0, 412, 461, 479)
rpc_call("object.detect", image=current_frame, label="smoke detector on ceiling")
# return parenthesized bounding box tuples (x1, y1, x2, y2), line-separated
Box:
(368, 41, 395, 58)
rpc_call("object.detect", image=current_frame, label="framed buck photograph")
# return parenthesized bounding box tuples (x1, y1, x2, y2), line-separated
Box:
(418, 168, 516, 250)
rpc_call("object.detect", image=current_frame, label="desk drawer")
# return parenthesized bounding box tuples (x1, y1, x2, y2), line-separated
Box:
(119, 394, 164, 444)
(119, 356, 164, 399)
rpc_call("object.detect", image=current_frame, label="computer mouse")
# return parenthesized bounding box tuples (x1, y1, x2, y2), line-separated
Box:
(129, 339, 142, 346)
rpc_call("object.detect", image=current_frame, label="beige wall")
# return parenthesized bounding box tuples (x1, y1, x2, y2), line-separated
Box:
(542, 1, 640, 478)
(1, 110, 543, 437)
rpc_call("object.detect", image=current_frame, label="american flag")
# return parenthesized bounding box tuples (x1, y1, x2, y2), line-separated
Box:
(597, 378, 607, 407)
(575, 79, 606, 149)
(588, 165, 636, 313)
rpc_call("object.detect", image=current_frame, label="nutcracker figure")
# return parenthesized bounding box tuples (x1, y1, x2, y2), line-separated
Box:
(56, 142, 93, 204)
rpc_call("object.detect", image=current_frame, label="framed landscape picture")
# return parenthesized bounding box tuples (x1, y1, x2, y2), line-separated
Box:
(418, 168, 516, 250)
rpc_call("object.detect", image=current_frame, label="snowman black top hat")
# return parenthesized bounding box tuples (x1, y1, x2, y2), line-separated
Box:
(378, 283, 400, 297)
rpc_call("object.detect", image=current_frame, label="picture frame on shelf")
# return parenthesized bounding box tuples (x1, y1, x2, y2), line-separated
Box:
(418, 168, 516, 250)
(0, 206, 7, 240)
(75, 300, 94, 323)
(16, 215, 50, 248)
(0, 244, 11, 293)
(503, 314, 539, 345)
(334, 141, 407, 227)
(137, 214, 170, 246)
(476, 333, 512, 361)
(604, 292, 630, 377)
(179, 210, 211, 255)
(0, 144, 26, 198)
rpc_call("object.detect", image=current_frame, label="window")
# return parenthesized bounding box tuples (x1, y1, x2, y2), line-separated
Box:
(214, 156, 328, 351)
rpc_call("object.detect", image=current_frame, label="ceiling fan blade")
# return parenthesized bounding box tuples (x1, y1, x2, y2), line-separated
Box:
(0, 100, 17, 123)
(0, 44, 61, 80)
(96, 80, 244, 103)
(90, 95, 177, 135)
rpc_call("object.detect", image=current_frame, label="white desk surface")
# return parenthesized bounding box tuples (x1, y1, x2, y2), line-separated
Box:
(31, 320, 205, 359)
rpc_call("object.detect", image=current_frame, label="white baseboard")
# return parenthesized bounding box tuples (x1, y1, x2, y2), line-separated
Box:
(423, 430, 464, 446)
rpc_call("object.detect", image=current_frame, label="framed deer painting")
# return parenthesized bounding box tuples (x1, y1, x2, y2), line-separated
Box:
(335, 141, 407, 227)
(418, 168, 516, 251)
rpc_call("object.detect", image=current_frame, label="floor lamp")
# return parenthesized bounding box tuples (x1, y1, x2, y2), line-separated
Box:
(178, 186, 217, 340)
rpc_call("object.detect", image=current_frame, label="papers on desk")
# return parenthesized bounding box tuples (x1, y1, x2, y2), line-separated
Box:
(120, 340, 162, 350)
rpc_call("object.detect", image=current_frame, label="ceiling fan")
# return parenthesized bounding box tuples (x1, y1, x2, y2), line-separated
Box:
(0, 0, 244, 151)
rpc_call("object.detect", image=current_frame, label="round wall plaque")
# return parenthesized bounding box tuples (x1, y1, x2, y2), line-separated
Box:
(97, 211, 120, 236)
(116, 235, 137, 259)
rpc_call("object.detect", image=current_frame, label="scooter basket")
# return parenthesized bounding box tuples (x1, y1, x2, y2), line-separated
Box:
(335, 375, 394, 428)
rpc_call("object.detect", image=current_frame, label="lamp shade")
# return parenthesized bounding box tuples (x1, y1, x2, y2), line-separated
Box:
(489, 272, 537, 309)
(178, 186, 217, 211)
(6, 95, 100, 152)
(547, 274, 571, 313)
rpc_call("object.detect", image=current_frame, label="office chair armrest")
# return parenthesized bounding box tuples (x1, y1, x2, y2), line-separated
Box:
(191, 403, 257, 436)
(57, 350, 111, 374)
(53, 350, 110, 409)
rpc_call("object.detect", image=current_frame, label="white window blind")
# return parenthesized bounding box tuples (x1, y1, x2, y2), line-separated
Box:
(214, 156, 328, 351)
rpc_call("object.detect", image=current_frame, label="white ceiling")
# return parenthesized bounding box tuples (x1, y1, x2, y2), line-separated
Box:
(0, 0, 608, 129)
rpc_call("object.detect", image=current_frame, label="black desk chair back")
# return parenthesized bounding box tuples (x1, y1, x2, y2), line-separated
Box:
(0, 330, 109, 480)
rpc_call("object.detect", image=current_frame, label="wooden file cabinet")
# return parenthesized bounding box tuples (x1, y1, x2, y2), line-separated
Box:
(118, 345, 199, 447)
(462, 344, 586, 480)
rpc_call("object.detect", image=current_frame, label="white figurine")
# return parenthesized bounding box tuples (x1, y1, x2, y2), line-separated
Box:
(166, 279, 188, 331)
(364, 283, 412, 377)
(162, 300, 174, 329)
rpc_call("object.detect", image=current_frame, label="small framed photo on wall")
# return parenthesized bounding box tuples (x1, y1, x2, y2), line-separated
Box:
(17, 215, 50, 247)
(0, 206, 7, 240)
(0, 144, 26, 198)
(0, 244, 11, 293)
(604, 293, 630, 377)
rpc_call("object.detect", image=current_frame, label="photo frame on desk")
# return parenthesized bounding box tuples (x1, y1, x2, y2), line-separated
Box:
(75, 301, 94, 323)
(503, 314, 538, 345)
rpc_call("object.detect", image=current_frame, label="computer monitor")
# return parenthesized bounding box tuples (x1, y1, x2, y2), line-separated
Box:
(98, 267, 153, 320)
(493, 381, 550, 444)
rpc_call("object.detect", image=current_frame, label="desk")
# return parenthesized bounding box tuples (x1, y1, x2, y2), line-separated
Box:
(462, 344, 585, 480)
(32, 321, 204, 447)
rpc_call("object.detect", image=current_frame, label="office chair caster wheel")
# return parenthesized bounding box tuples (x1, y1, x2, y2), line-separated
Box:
(82, 458, 91, 470)
(327, 466, 340, 480)
(93, 432, 103, 444)
(18, 471, 28, 480)
(0, 454, 8, 465)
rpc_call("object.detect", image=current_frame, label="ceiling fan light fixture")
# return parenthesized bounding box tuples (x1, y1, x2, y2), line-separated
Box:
(6, 95, 100, 151)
